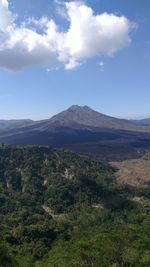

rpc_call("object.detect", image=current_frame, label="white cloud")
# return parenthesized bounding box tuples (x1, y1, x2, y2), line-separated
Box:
(0, 0, 135, 71)
(99, 61, 105, 72)
(99, 61, 104, 67)
(65, 58, 81, 70)
(0, 0, 14, 31)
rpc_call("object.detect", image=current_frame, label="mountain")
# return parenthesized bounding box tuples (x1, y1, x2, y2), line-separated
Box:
(0, 119, 34, 132)
(49, 105, 130, 129)
(48, 105, 150, 131)
(1, 105, 150, 160)
(1, 105, 150, 133)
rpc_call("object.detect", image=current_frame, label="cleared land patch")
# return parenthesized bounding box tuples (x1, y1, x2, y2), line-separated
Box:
(112, 159, 150, 188)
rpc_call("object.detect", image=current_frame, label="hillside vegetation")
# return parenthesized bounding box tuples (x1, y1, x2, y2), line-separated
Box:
(0, 146, 149, 267)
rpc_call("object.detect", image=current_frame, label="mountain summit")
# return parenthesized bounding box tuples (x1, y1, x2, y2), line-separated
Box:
(50, 105, 116, 127)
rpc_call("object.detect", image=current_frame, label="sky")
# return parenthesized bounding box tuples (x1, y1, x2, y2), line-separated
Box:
(0, 0, 150, 120)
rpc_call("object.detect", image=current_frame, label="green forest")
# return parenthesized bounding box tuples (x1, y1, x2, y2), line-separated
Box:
(0, 146, 149, 267)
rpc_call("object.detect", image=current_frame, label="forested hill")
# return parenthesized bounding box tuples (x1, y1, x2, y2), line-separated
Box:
(0, 145, 116, 212)
(0, 146, 149, 267)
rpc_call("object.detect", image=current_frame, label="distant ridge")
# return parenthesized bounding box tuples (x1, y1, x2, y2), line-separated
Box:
(0, 119, 34, 132)
(131, 118, 150, 126)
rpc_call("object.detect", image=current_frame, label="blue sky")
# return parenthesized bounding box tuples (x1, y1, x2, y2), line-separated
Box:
(0, 0, 150, 120)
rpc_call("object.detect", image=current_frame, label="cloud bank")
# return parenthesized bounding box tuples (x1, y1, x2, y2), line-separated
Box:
(0, 0, 134, 71)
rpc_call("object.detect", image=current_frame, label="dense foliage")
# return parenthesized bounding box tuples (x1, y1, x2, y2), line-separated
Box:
(0, 146, 149, 267)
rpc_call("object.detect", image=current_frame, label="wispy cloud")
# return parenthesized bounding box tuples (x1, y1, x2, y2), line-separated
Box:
(0, 0, 135, 71)
(98, 61, 105, 72)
